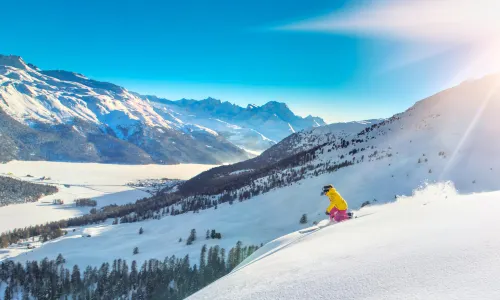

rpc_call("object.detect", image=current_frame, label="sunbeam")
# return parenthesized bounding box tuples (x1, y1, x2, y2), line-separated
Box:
(439, 76, 500, 180)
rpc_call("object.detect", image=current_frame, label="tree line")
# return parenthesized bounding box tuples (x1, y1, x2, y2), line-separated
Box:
(0, 176, 58, 207)
(1, 241, 259, 300)
(75, 198, 97, 207)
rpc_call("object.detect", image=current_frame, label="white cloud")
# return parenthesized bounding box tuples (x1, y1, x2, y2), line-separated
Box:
(278, 0, 500, 44)
(277, 0, 500, 82)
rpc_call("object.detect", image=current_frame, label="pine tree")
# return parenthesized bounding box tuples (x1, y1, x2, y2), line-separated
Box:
(56, 253, 66, 265)
(4, 284, 13, 300)
(206, 230, 210, 239)
(211, 230, 216, 239)
(139, 227, 144, 235)
(64, 269, 71, 293)
(199, 244, 207, 285)
(0, 236, 8, 248)
(186, 229, 196, 245)
(133, 247, 139, 255)
(299, 214, 308, 224)
(71, 265, 82, 293)
(235, 241, 243, 265)
(130, 260, 138, 288)
(361, 201, 371, 208)
(219, 248, 226, 277)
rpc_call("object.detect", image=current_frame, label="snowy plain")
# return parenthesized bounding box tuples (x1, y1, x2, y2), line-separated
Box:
(0, 161, 216, 232)
(189, 183, 500, 300)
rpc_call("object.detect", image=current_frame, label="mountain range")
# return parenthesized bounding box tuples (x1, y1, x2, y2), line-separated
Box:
(1, 62, 500, 299)
(0, 54, 325, 164)
(142, 95, 326, 154)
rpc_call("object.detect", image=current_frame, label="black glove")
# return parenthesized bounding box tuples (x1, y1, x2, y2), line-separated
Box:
(325, 211, 330, 216)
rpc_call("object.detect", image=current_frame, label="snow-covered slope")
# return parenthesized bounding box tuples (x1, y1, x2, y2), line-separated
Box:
(145, 96, 326, 154)
(0, 55, 250, 164)
(181, 74, 500, 201)
(258, 119, 383, 162)
(189, 184, 500, 300)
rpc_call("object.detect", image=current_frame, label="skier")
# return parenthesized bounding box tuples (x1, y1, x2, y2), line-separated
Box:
(322, 185, 349, 222)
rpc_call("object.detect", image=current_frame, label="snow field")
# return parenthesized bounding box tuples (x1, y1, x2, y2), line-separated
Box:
(189, 183, 500, 300)
(0, 161, 216, 232)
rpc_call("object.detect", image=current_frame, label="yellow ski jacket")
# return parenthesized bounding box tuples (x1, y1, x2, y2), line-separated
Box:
(326, 187, 348, 212)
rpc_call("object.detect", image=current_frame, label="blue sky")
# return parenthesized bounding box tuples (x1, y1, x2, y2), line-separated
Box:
(2, 0, 497, 122)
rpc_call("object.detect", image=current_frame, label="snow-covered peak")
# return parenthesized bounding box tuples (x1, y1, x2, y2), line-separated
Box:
(41, 70, 126, 94)
(0, 63, 171, 132)
(261, 101, 289, 111)
(145, 96, 327, 152)
(201, 97, 222, 106)
(0, 54, 30, 70)
(257, 101, 294, 120)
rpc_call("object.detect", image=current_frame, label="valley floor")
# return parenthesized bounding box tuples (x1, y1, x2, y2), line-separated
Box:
(0, 161, 216, 232)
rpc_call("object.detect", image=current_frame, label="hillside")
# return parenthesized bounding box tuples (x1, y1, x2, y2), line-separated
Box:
(189, 185, 500, 300)
(176, 74, 500, 201)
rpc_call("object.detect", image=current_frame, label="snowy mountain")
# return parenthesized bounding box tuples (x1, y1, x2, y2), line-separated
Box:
(0, 54, 325, 163)
(142, 95, 327, 154)
(0, 55, 253, 164)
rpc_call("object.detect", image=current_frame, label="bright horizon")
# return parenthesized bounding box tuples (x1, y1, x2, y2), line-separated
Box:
(2, 0, 500, 123)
